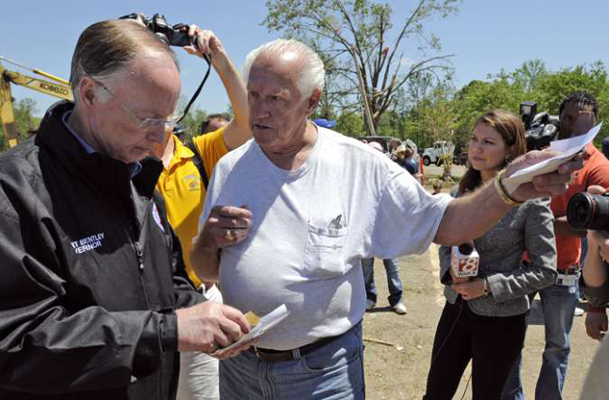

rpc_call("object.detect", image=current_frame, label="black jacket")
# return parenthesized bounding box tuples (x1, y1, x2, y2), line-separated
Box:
(0, 101, 202, 399)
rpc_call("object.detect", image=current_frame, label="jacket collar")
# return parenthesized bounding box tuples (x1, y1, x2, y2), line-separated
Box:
(35, 101, 162, 199)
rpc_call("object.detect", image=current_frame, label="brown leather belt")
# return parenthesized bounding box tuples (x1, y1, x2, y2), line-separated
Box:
(250, 335, 338, 362)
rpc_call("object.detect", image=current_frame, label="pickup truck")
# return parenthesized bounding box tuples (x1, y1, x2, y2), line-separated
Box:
(422, 141, 454, 166)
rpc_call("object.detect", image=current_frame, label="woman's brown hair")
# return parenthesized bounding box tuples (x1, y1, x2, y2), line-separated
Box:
(458, 110, 527, 194)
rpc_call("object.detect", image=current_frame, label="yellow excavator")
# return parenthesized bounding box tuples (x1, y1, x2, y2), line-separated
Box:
(0, 56, 73, 148)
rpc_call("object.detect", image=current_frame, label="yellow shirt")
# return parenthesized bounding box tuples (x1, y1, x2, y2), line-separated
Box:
(156, 127, 229, 287)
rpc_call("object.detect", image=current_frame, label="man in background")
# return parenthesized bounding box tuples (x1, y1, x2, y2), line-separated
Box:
(201, 113, 229, 134)
(362, 141, 407, 315)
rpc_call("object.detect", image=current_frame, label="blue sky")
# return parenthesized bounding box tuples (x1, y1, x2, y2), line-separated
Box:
(2, 1, 608, 117)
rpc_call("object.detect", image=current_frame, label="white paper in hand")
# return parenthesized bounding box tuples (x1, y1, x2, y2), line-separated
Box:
(502, 123, 602, 194)
(212, 304, 290, 357)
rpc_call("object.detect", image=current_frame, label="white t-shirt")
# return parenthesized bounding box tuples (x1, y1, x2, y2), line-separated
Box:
(200, 127, 451, 350)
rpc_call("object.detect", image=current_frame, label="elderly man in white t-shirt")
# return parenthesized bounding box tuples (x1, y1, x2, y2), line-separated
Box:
(190, 39, 583, 400)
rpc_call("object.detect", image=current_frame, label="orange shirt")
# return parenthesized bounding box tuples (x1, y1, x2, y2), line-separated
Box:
(550, 143, 609, 270)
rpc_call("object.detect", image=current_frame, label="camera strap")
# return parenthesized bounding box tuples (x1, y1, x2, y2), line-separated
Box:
(177, 54, 212, 125)
(185, 140, 209, 190)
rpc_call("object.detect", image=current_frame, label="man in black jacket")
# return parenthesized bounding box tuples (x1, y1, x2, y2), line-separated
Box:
(0, 19, 249, 400)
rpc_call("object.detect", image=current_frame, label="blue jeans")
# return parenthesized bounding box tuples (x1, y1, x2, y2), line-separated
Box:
(219, 322, 365, 400)
(361, 258, 403, 307)
(502, 280, 579, 400)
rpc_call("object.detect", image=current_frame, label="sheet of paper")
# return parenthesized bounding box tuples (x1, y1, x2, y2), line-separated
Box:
(211, 304, 289, 357)
(502, 123, 602, 194)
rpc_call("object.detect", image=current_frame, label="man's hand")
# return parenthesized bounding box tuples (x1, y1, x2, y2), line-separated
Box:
(199, 205, 252, 250)
(181, 25, 250, 150)
(176, 301, 250, 354)
(210, 338, 259, 360)
(451, 279, 487, 301)
(190, 205, 252, 283)
(183, 26, 227, 68)
(585, 308, 608, 341)
(505, 149, 586, 201)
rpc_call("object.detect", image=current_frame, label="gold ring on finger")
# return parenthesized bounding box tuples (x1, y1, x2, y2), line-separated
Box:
(224, 229, 234, 241)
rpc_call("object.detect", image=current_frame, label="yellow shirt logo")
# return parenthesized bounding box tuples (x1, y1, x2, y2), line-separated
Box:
(183, 174, 201, 191)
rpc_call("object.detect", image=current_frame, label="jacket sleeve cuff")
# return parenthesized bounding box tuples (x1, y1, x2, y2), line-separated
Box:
(160, 312, 178, 352)
(486, 274, 504, 300)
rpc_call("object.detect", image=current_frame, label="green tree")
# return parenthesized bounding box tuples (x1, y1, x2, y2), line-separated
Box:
(415, 79, 457, 179)
(1, 97, 40, 150)
(401, 71, 446, 146)
(335, 111, 365, 136)
(177, 95, 208, 142)
(263, 0, 460, 133)
(179, 109, 207, 142)
(536, 62, 608, 114)
(512, 59, 547, 93)
(0, 126, 5, 152)
(452, 76, 525, 149)
(14, 98, 39, 137)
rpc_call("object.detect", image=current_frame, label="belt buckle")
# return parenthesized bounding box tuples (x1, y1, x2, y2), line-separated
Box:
(253, 346, 261, 358)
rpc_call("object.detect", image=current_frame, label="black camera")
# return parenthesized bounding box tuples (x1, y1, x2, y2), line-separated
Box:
(567, 192, 609, 230)
(520, 101, 560, 151)
(119, 13, 191, 47)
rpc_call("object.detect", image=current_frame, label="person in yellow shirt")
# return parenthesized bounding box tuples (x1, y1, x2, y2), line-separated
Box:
(152, 27, 251, 400)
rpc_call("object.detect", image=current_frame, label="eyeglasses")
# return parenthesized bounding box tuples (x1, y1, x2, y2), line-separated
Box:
(92, 78, 182, 132)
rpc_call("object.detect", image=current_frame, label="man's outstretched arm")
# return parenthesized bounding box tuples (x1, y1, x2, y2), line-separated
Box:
(186, 27, 250, 150)
(435, 150, 585, 245)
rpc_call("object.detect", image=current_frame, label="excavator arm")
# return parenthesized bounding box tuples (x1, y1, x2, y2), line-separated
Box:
(0, 62, 72, 148)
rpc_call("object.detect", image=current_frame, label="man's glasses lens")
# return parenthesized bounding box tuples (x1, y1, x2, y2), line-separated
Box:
(138, 114, 183, 132)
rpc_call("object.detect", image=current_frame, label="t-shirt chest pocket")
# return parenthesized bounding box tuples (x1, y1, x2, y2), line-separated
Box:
(303, 223, 348, 278)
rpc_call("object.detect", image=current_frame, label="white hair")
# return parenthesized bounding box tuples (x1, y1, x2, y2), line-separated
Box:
(242, 39, 325, 97)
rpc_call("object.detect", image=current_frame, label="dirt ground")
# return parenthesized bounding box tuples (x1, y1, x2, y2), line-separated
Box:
(361, 249, 600, 399)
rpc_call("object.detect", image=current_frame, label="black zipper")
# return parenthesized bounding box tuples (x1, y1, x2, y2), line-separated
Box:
(131, 198, 152, 310)
(134, 241, 145, 271)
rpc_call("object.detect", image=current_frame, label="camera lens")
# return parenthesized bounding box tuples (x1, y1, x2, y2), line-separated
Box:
(567, 192, 609, 230)
(567, 193, 594, 229)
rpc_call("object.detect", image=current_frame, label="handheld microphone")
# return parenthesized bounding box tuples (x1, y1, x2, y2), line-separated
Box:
(450, 243, 480, 279)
